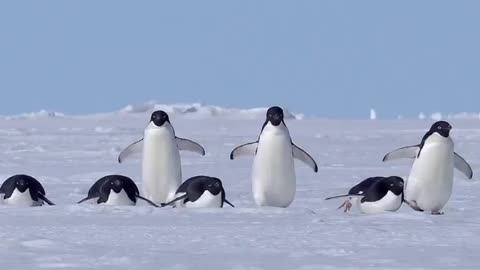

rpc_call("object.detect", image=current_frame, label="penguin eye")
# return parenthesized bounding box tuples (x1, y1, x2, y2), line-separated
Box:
(390, 183, 394, 186)
(437, 126, 442, 130)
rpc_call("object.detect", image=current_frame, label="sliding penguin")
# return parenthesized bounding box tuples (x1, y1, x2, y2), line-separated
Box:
(383, 121, 473, 215)
(118, 110, 206, 204)
(78, 175, 159, 207)
(230, 106, 318, 208)
(161, 176, 234, 208)
(0, 175, 55, 207)
(325, 176, 404, 214)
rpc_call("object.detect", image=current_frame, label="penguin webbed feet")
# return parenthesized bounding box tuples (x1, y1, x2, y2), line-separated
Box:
(337, 200, 353, 213)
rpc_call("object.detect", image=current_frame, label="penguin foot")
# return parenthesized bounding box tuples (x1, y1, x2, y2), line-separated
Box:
(431, 211, 444, 215)
(337, 200, 353, 213)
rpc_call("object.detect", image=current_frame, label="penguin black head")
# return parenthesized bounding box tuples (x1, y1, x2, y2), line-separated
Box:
(266, 106, 284, 127)
(204, 177, 223, 196)
(383, 176, 404, 196)
(429, 121, 452, 138)
(108, 179, 125, 194)
(15, 177, 30, 193)
(150, 110, 170, 127)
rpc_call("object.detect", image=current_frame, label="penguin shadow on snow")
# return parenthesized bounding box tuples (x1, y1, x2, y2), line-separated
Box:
(0, 174, 55, 207)
(77, 175, 159, 207)
(325, 176, 405, 215)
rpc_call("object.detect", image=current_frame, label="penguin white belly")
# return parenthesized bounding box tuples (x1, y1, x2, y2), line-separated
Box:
(142, 129, 182, 204)
(185, 192, 223, 208)
(104, 190, 135, 206)
(359, 191, 403, 214)
(4, 189, 40, 207)
(405, 139, 454, 212)
(252, 130, 296, 207)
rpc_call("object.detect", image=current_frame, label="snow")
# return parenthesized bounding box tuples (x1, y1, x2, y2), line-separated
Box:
(0, 115, 480, 269)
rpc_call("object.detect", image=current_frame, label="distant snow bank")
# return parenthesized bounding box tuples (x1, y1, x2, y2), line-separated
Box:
(420, 112, 480, 120)
(0, 102, 304, 120)
(1, 110, 65, 120)
(118, 102, 304, 120)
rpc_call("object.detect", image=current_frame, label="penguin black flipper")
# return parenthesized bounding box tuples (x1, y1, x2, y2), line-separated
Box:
(383, 145, 419, 162)
(161, 194, 188, 207)
(77, 196, 99, 204)
(37, 193, 55, 206)
(292, 143, 318, 172)
(118, 138, 144, 163)
(136, 195, 160, 207)
(224, 199, 235, 207)
(230, 142, 258, 159)
(454, 152, 473, 179)
(325, 194, 364, 200)
(175, 137, 206, 156)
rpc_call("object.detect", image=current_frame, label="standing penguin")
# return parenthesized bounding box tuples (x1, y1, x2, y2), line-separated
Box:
(77, 175, 159, 207)
(230, 106, 318, 208)
(0, 175, 55, 207)
(383, 121, 473, 215)
(161, 176, 234, 208)
(118, 111, 206, 204)
(325, 176, 405, 214)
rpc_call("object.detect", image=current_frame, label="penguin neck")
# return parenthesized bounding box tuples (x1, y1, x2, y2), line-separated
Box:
(261, 122, 289, 137)
(145, 121, 175, 136)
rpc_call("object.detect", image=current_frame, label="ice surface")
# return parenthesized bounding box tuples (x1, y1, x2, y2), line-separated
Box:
(0, 115, 479, 269)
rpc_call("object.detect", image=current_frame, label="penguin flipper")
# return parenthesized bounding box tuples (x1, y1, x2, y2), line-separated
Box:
(160, 194, 188, 207)
(224, 199, 235, 207)
(77, 196, 98, 204)
(382, 145, 419, 162)
(325, 194, 364, 200)
(136, 195, 160, 207)
(118, 138, 144, 163)
(175, 137, 206, 156)
(230, 142, 258, 160)
(292, 143, 318, 172)
(37, 193, 55, 206)
(454, 152, 473, 179)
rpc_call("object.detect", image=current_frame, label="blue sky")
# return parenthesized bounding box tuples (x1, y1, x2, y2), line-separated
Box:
(0, 1, 479, 118)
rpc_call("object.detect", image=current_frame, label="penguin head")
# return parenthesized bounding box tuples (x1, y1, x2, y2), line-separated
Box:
(15, 178, 30, 193)
(430, 121, 452, 138)
(384, 176, 404, 195)
(266, 106, 284, 127)
(204, 177, 223, 196)
(150, 110, 170, 127)
(105, 179, 125, 194)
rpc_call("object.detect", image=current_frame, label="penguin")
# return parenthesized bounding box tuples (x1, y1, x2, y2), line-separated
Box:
(229, 106, 318, 208)
(0, 175, 55, 207)
(161, 176, 234, 208)
(383, 121, 473, 215)
(118, 110, 206, 204)
(325, 176, 405, 214)
(77, 175, 159, 207)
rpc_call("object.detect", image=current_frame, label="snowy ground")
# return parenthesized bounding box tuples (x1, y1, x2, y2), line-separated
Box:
(0, 113, 479, 269)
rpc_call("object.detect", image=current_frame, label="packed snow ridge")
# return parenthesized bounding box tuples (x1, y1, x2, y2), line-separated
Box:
(118, 102, 304, 120)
